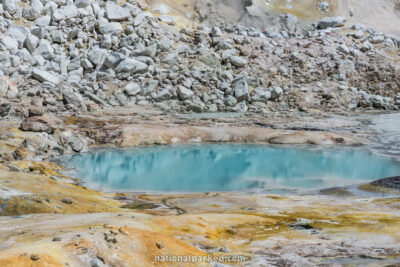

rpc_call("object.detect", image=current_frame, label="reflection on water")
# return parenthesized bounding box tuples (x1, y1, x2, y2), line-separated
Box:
(61, 144, 400, 193)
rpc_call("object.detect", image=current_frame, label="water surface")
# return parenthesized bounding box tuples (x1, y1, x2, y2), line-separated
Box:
(61, 144, 400, 193)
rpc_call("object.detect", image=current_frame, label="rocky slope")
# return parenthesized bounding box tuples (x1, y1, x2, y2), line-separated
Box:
(1, 0, 400, 123)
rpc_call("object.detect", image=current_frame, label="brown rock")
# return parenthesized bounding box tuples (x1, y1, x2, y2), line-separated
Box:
(61, 198, 73, 204)
(30, 254, 40, 261)
(28, 107, 45, 117)
(20, 116, 59, 134)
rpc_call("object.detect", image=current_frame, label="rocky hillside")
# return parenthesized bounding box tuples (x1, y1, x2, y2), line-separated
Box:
(0, 0, 400, 120)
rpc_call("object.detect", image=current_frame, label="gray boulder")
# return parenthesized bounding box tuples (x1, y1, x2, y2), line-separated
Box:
(270, 86, 283, 100)
(161, 51, 178, 65)
(186, 99, 205, 113)
(115, 58, 148, 74)
(177, 86, 193, 100)
(152, 89, 172, 102)
(62, 89, 84, 108)
(199, 52, 221, 67)
(229, 56, 247, 67)
(224, 95, 238, 107)
(232, 77, 249, 101)
(103, 52, 125, 69)
(124, 82, 141, 96)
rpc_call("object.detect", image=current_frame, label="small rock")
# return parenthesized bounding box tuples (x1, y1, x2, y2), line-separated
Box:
(30, 254, 40, 261)
(52, 237, 62, 242)
(229, 56, 247, 67)
(61, 198, 73, 204)
(124, 82, 142, 96)
(156, 242, 164, 249)
(232, 77, 249, 101)
(317, 17, 346, 29)
(270, 86, 283, 100)
(106, 2, 130, 21)
(177, 86, 194, 100)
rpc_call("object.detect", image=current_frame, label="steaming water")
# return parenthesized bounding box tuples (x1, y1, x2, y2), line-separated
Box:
(61, 144, 400, 193)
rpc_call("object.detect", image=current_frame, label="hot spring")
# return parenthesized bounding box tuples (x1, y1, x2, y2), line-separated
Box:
(60, 144, 400, 193)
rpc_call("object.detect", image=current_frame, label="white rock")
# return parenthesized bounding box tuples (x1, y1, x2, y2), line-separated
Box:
(98, 22, 123, 35)
(158, 15, 175, 25)
(33, 55, 45, 66)
(7, 25, 29, 48)
(32, 68, 60, 84)
(115, 58, 148, 74)
(337, 44, 350, 54)
(0, 75, 18, 99)
(51, 30, 64, 43)
(211, 26, 222, 37)
(371, 35, 384, 44)
(103, 52, 125, 68)
(270, 86, 283, 99)
(177, 85, 193, 100)
(24, 34, 40, 53)
(1, 36, 19, 52)
(74, 0, 91, 8)
(124, 82, 141, 96)
(22, 0, 43, 20)
(81, 58, 93, 70)
(317, 17, 346, 29)
(105, 2, 130, 21)
(35, 15, 51, 26)
(33, 39, 54, 60)
(87, 47, 107, 66)
(134, 12, 152, 27)
(3, 0, 16, 14)
(229, 56, 247, 67)
(52, 5, 78, 21)
(353, 30, 364, 39)
(232, 77, 249, 101)
(10, 55, 20, 67)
